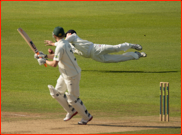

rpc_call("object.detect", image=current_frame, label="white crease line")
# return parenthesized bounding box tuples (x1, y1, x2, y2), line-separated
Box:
(13, 114, 27, 117)
(1, 113, 40, 117)
(12, 114, 40, 117)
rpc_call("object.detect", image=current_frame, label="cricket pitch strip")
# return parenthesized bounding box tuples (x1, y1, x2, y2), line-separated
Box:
(1, 112, 181, 134)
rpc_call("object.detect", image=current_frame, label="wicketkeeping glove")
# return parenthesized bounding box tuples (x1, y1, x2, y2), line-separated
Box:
(34, 51, 47, 59)
(37, 58, 46, 65)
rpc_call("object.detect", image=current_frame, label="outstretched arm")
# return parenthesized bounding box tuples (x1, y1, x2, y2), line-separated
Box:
(44, 40, 55, 46)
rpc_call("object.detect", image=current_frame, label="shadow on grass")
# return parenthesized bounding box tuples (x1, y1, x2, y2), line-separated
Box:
(82, 70, 178, 74)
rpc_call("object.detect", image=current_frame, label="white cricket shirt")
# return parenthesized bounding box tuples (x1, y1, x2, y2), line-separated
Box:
(65, 33, 93, 58)
(54, 39, 81, 78)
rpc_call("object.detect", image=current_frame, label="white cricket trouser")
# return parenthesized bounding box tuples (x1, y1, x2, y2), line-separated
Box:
(55, 73, 80, 98)
(55, 73, 91, 120)
(90, 42, 139, 63)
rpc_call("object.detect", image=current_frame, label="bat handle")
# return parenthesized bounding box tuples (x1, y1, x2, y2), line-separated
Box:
(36, 52, 47, 67)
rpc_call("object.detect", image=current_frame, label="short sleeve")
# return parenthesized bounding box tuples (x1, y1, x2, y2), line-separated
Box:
(55, 42, 58, 46)
(53, 46, 64, 61)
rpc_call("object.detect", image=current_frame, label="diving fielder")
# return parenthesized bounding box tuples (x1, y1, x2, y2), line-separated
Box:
(45, 30, 147, 63)
(35, 26, 93, 125)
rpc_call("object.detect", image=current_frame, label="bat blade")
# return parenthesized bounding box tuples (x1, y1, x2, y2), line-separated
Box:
(17, 28, 47, 67)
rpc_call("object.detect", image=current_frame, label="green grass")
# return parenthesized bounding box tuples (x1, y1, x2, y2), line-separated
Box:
(1, 1, 181, 134)
(102, 128, 181, 134)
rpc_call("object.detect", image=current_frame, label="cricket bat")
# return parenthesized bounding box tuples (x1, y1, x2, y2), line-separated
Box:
(17, 28, 47, 67)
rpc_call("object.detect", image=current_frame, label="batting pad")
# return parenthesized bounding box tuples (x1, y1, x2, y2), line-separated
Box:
(48, 85, 75, 114)
(66, 92, 91, 120)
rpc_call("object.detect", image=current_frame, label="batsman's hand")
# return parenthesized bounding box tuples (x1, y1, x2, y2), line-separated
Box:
(44, 40, 55, 46)
(37, 58, 46, 65)
(34, 51, 47, 59)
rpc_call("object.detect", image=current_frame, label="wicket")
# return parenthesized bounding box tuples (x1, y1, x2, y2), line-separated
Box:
(159, 82, 169, 122)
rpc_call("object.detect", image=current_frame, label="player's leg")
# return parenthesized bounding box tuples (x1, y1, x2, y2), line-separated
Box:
(48, 75, 77, 121)
(65, 73, 93, 125)
(103, 51, 147, 63)
(134, 51, 147, 57)
(97, 42, 142, 55)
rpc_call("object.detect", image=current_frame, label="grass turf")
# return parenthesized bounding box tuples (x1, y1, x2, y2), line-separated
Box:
(102, 128, 181, 134)
(1, 1, 181, 134)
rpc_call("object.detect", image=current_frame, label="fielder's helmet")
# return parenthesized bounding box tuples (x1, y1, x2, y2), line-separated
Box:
(66, 29, 77, 35)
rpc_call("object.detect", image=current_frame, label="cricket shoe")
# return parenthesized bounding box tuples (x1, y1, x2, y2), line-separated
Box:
(64, 111, 78, 121)
(135, 51, 147, 58)
(78, 115, 93, 125)
(131, 44, 142, 50)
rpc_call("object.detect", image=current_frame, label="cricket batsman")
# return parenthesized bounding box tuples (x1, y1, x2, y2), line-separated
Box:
(45, 30, 147, 63)
(35, 26, 93, 125)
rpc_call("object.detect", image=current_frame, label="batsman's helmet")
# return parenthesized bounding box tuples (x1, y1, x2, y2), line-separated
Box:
(53, 26, 65, 37)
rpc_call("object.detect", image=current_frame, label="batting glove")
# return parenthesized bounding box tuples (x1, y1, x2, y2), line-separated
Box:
(37, 58, 46, 65)
(34, 51, 47, 59)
